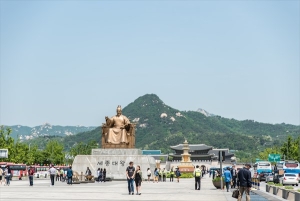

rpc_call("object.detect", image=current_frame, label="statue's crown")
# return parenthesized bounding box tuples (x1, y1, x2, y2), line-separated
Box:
(117, 105, 122, 111)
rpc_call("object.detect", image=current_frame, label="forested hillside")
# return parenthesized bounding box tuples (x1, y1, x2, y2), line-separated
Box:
(63, 94, 299, 155)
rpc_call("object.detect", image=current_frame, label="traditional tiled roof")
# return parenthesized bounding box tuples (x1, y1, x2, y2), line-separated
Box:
(170, 144, 213, 151)
(169, 154, 215, 158)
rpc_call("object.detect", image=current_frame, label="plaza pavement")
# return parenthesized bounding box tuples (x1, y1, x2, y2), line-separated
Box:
(0, 175, 248, 201)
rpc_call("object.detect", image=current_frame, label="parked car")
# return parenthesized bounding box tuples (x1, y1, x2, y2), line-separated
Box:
(259, 172, 269, 181)
(279, 173, 299, 186)
(265, 173, 274, 183)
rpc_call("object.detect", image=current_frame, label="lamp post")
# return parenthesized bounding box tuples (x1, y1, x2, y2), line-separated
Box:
(29, 143, 31, 151)
(286, 131, 289, 160)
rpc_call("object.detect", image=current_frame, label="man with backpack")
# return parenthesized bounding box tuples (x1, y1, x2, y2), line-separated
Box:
(193, 165, 202, 190)
(28, 166, 35, 186)
(175, 167, 181, 183)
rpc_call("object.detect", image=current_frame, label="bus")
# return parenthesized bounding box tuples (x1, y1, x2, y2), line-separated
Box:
(32, 165, 50, 178)
(0, 162, 27, 178)
(32, 165, 69, 178)
(275, 161, 284, 170)
(282, 161, 300, 176)
(253, 161, 272, 174)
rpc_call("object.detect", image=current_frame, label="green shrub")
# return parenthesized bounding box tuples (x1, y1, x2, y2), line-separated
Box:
(284, 186, 293, 190)
(180, 173, 194, 178)
(275, 183, 283, 186)
(212, 176, 225, 182)
(166, 172, 193, 178)
(267, 182, 274, 185)
(298, 189, 300, 192)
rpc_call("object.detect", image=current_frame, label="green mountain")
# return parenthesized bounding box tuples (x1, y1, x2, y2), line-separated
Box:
(63, 94, 300, 154)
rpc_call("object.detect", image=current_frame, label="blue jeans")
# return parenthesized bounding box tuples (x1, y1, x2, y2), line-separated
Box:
(225, 182, 230, 191)
(6, 175, 10, 185)
(29, 175, 33, 186)
(68, 177, 72, 185)
(127, 178, 134, 193)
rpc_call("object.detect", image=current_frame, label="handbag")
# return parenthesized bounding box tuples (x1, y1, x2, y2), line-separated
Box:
(232, 189, 239, 199)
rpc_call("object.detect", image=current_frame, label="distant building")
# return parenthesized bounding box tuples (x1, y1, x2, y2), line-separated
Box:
(142, 150, 168, 162)
(208, 149, 235, 163)
(169, 144, 217, 161)
(142, 150, 161, 155)
(169, 144, 234, 162)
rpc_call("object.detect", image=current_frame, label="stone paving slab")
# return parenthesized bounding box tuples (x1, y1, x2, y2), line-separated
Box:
(0, 175, 247, 201)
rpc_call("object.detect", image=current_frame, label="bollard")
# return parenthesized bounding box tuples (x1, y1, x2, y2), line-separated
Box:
(257, 178, 260, 190)
(81, 172, 83, 181)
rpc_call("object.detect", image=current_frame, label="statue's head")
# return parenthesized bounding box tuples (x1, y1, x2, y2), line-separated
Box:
(116, 105, 122, 116)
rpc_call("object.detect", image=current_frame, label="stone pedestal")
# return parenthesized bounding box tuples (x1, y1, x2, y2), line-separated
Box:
(72, 149, 156, 180)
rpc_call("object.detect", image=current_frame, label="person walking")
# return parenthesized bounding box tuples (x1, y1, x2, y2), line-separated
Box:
(126, 161, 135, 195)
(170, 167, 174, 182)
(147, 168, 151, 182)
(231, 165, 237, 188)
(134, 165, 142, 195)
(224, 167, 232, 192)
(56, 168, 60, 181)
(0, 167, 3, 185)
(162, 168, 167, 182)
(60, 168, 64, 181)
(193, 165, 202, 190)
(49, 165, 56, 186)
(28, 165, 35, 186)
(175, 168, 181, 183)
(4, 166, 10, 186)
(66, 166, 73, 185)
(158, 168, 162, 182)
(97, 168, 101, 183)
(103, 168, 106, 182)
(153, 168, 159, 183)
(237, 164, 252, 201)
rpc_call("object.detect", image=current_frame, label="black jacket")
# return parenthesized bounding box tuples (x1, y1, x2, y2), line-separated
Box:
(237, 168, 252, 187)
(230, 169, 237, 177)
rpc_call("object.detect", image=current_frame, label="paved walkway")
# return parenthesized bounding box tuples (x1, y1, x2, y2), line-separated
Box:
(0, 175, 246, 201)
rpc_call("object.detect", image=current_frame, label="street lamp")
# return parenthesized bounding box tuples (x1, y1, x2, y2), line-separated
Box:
(29, 143, 31, 151)
(286, 131, 289, 160)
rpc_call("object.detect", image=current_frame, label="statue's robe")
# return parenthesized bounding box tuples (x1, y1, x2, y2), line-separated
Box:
(106, 115, 130, 144)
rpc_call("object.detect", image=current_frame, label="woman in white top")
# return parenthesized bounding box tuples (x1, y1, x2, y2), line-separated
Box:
(147, 168, 151, 182)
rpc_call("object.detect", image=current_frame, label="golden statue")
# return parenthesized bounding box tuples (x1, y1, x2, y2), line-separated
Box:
(102, 105, 136, 148)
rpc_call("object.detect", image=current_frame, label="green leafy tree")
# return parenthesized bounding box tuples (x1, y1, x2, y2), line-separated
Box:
(0, 126, 15, 162)
(68, 140, 98, 163)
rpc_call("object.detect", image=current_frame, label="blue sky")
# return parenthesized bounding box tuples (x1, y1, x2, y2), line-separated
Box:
(0, 0, 299, 126)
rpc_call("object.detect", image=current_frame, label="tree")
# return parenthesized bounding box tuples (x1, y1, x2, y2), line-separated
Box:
(68, 140, 98, 163)
(281, 136, 299, 161)
(0, 126, 15, 162)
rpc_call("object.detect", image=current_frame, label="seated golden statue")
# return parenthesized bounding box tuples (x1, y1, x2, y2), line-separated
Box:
(102, 105, 135, 148)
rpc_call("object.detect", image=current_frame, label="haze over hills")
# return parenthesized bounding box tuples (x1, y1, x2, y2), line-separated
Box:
(3, 123, 96, 141)
(62, 94, 299, 154)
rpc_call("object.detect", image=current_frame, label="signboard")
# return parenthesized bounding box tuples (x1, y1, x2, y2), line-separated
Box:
(268, 154, 281, 162)
(0, 149, 8, 158)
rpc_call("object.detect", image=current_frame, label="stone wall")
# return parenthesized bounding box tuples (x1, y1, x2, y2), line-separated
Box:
(72, 149, 156, 180)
